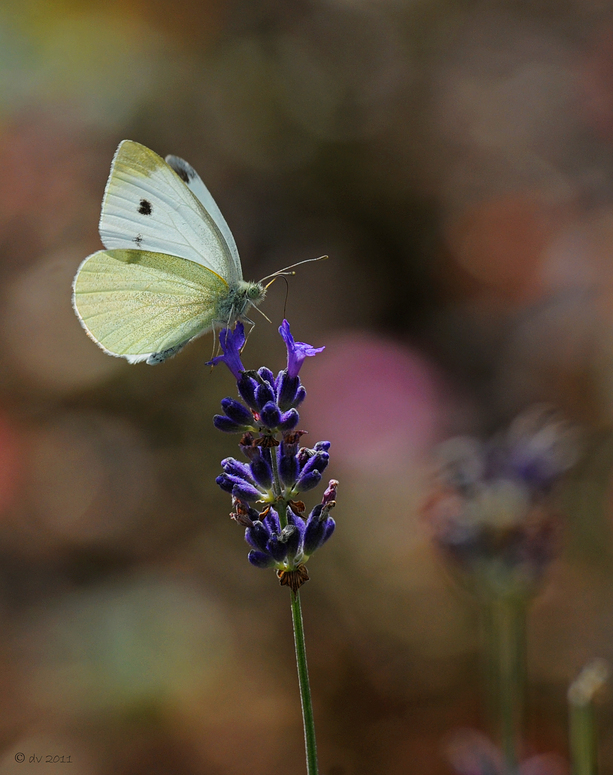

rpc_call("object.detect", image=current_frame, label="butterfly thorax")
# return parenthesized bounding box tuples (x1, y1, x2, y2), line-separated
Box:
(216, 280, 267, 324)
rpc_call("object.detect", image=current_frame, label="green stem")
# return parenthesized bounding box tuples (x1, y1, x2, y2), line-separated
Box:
(483, 597, 526, 775)
(570, 701, 597, 775)
(568, 659, 609, 775)
(291, 589, 319, 775)
(270, 442, 318, 773)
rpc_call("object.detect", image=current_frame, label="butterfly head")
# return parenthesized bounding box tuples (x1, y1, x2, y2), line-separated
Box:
(244, 281, 267, 304)
(218, 280, 267, 326)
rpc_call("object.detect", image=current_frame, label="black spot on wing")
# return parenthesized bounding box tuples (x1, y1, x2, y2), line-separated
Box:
(138, 199, 152, 215)
(134, 234, 143, 247)
(174, 165, 190, 184)
(166, 155, 195, 184)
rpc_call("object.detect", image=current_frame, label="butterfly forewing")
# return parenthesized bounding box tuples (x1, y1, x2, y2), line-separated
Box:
(73, 249, 229, 362)
(165, 154, 242, 281)
(99, 141, 240, 283)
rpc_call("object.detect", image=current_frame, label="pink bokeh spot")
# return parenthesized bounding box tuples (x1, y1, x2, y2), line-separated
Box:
(301, 332, 444, 470)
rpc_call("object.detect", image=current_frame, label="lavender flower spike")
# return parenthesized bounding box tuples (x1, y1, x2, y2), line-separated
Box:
(279, 319, 325, 379)
(214, 319, 336, 593)
(214, 319, 332, 775)
(206, 322, 246, 380)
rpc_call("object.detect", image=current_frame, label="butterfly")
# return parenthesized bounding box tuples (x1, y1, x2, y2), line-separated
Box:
(73, 140, 312, 365)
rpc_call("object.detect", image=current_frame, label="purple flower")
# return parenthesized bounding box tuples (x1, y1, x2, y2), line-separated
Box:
(279, 319, 325, 379)
(424, 407, 578, 598)
(214, 320, 336, 591)
(445, 729, 566, 775)
(206, 322, 246, 380)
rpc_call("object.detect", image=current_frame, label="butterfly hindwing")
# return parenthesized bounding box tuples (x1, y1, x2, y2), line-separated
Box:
(72, 249, 230, 362)
(98, 140, 240, 283)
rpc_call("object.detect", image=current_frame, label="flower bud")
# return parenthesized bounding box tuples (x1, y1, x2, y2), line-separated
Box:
(255, 382, 276, 411)
(248, 551, 275, 569)
(246, 520, 271, 553)
(250, 454, 273, 490)
(260, 401, 282, 429)
(295, 469, 322, 493)
(214, 415, 250, 433)
(278, 409, 300, 432)
(277, 371, 301, 411)
(221, 397, 254, 426)
(258, 367, 276, 386)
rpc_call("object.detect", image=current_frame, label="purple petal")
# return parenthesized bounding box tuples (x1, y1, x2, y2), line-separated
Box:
(206, 323, 246, 380)
(279, 320, 325, 378)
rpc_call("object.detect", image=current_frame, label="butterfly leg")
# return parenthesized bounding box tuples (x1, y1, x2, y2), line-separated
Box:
(241, 316, 256, 351)
(207, 307, 239, 368)
(209, 326, 222, 363)
(225, 304, 237, 333)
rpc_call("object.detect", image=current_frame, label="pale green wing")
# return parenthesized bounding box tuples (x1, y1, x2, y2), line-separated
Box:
(99, 140, 241, 284)
(165, 153, 242, 280)
(72, 249, 230, 363)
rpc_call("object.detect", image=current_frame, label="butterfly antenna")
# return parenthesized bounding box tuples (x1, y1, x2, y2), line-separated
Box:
(280, 276, 290, 319)
(259, 254, 328, 283)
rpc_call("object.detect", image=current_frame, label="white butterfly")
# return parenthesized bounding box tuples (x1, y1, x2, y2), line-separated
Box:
(72, 140, 269, 365)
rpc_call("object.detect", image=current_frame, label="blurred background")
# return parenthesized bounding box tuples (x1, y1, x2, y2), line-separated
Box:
(1, 0, 613, 772)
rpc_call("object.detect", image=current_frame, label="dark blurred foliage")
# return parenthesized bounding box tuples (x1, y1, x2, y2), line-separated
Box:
(1, 0, 613, 773)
